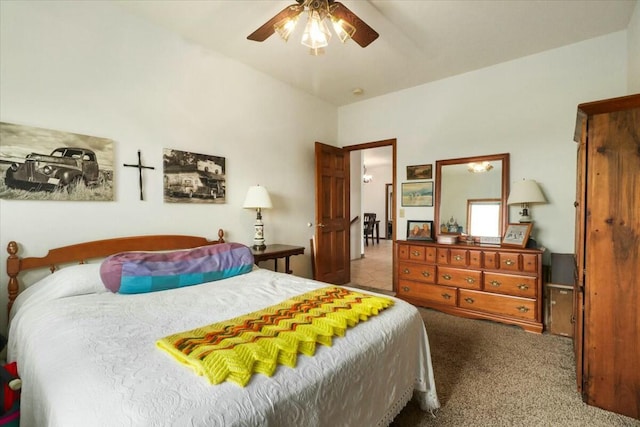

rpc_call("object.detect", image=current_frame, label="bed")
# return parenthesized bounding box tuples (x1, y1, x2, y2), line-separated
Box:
(5, 230, 439, 427)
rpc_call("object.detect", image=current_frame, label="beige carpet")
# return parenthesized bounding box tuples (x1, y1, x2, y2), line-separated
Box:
(390, 308, 639, 427)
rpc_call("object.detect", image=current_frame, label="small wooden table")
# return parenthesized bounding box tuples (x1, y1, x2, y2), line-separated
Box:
(251, 244, 305, 274)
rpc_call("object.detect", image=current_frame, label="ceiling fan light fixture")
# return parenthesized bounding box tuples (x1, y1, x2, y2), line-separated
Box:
(363, 165, 373, 183)
(274, 15, 299, 42)
(301, 10, 331, 49)
(248, 1, 378, 52)
(309, 47, 326, 56)
(467, 161, 494, 173)
(331, 17, 356, 43)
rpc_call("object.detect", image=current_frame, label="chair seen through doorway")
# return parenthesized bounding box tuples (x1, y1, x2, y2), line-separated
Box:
(363, 213, 379, 246)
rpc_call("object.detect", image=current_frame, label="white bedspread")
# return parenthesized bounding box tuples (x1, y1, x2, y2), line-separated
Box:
(8, 266, 439, 427)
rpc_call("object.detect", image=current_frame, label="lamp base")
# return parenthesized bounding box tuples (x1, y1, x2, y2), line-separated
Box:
(252, 211, 266, 251)
(519, 205, 532, 223)
(252, 243, 266, 251)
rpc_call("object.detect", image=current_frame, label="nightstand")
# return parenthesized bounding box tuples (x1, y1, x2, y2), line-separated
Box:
(251, 244, 305, 274)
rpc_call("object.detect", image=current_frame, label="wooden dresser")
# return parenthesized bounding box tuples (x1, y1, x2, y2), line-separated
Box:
(396, 240, 543, 333)
(572, 94, 640, 419)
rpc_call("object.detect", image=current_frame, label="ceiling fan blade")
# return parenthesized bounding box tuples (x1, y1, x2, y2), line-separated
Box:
(330, 2, 379, 47)
(247, 4, 304, 42)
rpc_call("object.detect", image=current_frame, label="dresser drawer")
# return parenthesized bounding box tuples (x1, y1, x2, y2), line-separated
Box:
(399, 244, 429, 261)
(437, 266, 482, 290)
(468, 250, 482, 268)
(521, 254, 537, 273)
(459, 289, 537, 320)
(439, 248, 475, 266)
(449, 249, 467, 266)
(398, 244, 410, 260)
(484, 272, 537, 298)
(437, 248, 449, 264)
(483, 251, 498, 269)
(425, 246, 437, 263)
(498, 252, 521, 271)
(398, 262, 436, 284)
(398, 280, 457, 306)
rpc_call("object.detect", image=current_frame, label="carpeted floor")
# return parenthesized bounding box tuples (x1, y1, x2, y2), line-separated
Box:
(390, 308, 639, 427)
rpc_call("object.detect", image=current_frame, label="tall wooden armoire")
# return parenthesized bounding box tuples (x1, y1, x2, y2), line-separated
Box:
(573, 93, 640, 420)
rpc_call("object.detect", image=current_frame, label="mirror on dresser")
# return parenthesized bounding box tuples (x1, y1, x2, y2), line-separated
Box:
(434, 153, 510, 240)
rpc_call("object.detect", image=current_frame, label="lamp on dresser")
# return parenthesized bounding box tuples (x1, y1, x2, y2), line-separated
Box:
(507, 179, 547, 223)
(243, 185, 272, 250)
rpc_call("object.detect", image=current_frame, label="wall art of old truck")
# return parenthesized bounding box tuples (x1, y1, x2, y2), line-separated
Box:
(5, 147, 101, 192)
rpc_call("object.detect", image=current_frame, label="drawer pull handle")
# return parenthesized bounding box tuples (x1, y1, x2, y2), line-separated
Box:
(442, 274, 452, 280)
(442, 293, 452, 300)
(421, 271, 431, 277)
(517, 284, 529, 290)
(465, 277, 475, 284)
(403, 268, 410, 274)
(490, 280, 501, 287)
(411, 251, 420, 256)
(402, 286, 410, 292)
(517, 306, 529, 313)
(504, 259, 515, 266)
(464, 297, 475, 304)
(454, 255, 463, 261)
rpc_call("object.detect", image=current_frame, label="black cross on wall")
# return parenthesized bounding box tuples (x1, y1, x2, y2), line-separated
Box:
(123, 150, 155, 201)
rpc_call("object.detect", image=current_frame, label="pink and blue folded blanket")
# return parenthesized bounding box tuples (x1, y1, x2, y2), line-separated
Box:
(100, 243, 254, 294)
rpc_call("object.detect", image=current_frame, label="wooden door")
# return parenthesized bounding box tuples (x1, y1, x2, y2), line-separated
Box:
(583, 106, 640, 418)
(314, 142, 350, 284)
(573, 113, 587, 392)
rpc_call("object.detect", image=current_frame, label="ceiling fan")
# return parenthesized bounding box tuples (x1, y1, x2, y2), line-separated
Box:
(247, 0, 379, 54)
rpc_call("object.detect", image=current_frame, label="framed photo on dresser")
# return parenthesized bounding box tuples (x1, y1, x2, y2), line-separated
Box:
(407, 220, 434, 241)
(501, 223, 533, 247)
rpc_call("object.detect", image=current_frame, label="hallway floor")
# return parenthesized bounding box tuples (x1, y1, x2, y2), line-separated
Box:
(348, 238, 394, 295)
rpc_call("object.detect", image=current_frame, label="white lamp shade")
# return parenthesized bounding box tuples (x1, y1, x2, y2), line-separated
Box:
(507, 180, 547, 205)
(243, 185, 272, 209)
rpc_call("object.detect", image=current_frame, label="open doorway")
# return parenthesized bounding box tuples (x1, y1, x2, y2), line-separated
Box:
(344, 141, 395, 294)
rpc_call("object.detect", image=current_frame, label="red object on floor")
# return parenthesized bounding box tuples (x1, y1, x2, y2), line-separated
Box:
(0, 362, 20, 426)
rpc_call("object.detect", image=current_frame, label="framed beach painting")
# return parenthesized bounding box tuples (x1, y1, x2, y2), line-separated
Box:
(401, 181, 433, 207)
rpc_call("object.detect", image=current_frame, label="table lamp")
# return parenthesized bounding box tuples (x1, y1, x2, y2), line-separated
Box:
(507, 179, 547, 223)
(243, 185, 272, 250)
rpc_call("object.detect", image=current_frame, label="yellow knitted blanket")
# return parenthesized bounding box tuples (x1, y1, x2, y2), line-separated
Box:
(156, 286, 393, 387)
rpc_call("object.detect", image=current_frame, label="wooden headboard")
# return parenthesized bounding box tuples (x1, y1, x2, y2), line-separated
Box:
(6, 229, 225, 316)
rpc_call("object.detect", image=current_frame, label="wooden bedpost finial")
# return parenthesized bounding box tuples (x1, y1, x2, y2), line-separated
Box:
(7, 241, 18, 257)
(7, 241, 20, 319)
(217, 229, 225, 243)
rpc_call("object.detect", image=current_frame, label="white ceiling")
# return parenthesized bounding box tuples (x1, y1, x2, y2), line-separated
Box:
(116, 0, 636, 107)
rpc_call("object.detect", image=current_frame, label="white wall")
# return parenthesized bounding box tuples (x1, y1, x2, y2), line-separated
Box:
(349, 150, 362, 260)
(362, 163, 392, 239)
(338, 31, 628, 264)
(0, 1, 337, 328)
(629, 0, 640, 92)
(362, 163, 392, 223)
